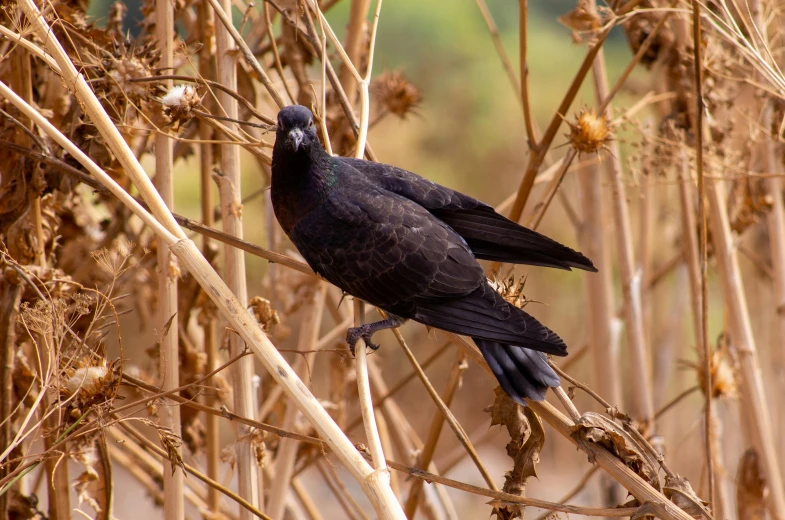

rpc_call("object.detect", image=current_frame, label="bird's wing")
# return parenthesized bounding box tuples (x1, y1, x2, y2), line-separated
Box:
(339, 157, 596, 272)
(290, 184, 485, 314)
(413, 282, 568, 356)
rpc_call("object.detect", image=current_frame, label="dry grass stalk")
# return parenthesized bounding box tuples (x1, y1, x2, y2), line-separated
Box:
(403, 350, 478, 517)
(0, 275, 22, 519)
(196, 0, 221, 511)
(154, 0, 184, 516)
(212, 0, 262, 513)
(267, 283, 326, 519)
(706, 176, 785, 517)
(587, 11, 655, 428)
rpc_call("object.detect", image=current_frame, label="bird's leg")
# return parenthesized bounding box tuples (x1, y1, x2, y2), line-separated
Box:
(346, 314, 407, 355)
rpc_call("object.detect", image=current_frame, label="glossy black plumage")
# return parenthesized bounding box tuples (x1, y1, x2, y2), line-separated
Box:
(271, 105, 595, 403)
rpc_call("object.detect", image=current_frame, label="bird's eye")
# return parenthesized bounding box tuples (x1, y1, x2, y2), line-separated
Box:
(308, 119, 314, 128)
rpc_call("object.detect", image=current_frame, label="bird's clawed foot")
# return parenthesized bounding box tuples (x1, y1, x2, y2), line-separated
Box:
(346, 324, 381, 356)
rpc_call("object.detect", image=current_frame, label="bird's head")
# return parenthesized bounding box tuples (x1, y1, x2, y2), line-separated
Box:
(276, 105, 319, 154)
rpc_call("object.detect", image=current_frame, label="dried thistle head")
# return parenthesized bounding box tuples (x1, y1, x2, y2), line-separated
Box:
(567, 107, 612, 154)
(162, 84, 201, 127)
(372, 70, 422, 119)
(93, 40, 160, 108)
(488, 274, 536, 309)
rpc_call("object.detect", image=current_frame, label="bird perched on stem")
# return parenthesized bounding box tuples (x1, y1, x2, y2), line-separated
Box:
(271, 105, 596, 403)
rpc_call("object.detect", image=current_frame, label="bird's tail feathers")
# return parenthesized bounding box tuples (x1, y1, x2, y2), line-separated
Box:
(474, 339, 559, 404)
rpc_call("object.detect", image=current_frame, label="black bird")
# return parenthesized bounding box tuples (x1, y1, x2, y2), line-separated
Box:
(271, 105, 596, 403)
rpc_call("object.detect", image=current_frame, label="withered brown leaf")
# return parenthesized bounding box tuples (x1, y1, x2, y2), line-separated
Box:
(571, 412, 660, 492)
(485, 386, 545, 519)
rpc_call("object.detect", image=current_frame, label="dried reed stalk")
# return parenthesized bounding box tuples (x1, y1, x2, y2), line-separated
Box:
(403, 351, 478, 518)
(197, 0, 221, 511)
(154, 0, 184, 516)
(705, 176, 785, 517)
(267, 283, 326, 519)
(752, 0, 785, 492)
(588, 22, 654, 427)
(212, 0, 261, 513)
(0, 278, 22, 519)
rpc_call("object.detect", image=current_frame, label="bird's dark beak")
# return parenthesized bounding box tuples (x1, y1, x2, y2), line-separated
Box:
(287, 128, 304, 151)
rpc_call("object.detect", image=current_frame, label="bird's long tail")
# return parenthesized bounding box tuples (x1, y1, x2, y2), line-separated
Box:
(473, 339, 559, 404)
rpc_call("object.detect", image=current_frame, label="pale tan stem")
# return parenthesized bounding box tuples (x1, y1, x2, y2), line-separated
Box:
(404, 352, 481, 518)
(212, 0, 261, 513)
(366, 359, 458, 518)
(353, 301, 392, 485)
(155, 0, 184, 517)
(205, 0, 285, 108)
(340, 0, 371, 100)
(677, 148, 704, 359)
(267, 284, 326, 520)
(353, 0, 383, 159)
(577, 161, 622, 412)
(197, 0, 220, 510)
(592, 48, 655, 425)
(392, 330, 495, 490)
(706, 178, 785, 517)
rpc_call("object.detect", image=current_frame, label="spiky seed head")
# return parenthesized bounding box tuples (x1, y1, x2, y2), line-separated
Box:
(372, 70, 422, 119)
(568, 107, 612, 154)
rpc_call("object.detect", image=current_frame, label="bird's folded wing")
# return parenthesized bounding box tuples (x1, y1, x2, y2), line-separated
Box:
(339, 158, 596, 272)
(290, 186, 486, 311)
(413, 283, 568, 356)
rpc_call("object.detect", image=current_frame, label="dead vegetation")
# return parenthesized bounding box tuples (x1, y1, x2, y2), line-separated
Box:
(1, 0, 785, 519)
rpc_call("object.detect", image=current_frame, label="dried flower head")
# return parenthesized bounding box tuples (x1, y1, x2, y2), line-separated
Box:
(61, 357, 122, 407)
(488, 274, 537, 309)
(162, 84, 201, 126)
(372, 70, 422, 119)
(64, 364, 110, 397)
(567, 107, 612, 154)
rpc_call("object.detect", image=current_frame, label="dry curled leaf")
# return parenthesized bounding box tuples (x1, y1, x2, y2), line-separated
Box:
(158, 427, 185, 476)
(485, 387, 545, 519)
(663, 475, 711, 519)
(73, 441, 112, 517)
(558, 0, 603, 43)
(571, 412, 660, 492)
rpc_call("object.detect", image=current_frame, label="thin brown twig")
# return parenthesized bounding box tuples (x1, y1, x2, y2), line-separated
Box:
(690, 0, 714, 509)
(519, 0, 535, 148)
